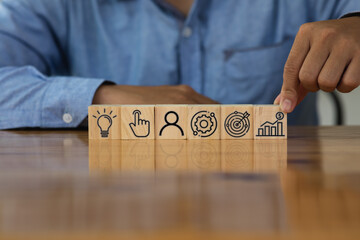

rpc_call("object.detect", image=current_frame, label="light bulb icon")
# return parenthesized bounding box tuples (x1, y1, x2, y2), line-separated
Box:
(97, 115, 112, 138)
(92, 108, 117, 138)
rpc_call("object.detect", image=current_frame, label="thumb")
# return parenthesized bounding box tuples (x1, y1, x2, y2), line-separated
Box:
(278, 84, 308, 113)
(273, 93, 281, 105)
(129, 122, 135, 130)
(280, 28, 310, 113)
(279, 88, 299, 113)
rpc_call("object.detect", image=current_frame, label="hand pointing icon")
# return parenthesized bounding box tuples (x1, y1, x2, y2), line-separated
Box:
(129, 110, 150, 138)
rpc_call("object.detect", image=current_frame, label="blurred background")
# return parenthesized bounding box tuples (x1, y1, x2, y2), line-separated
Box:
(318, 89, 360, 125)
(0, 0, 357, 126)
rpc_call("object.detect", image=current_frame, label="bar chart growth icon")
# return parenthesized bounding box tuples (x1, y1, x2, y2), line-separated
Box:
(256, 112, 285, 137)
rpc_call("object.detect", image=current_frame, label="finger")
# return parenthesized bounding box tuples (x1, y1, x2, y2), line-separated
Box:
(281, 25, 311, 113)
(299, 41, 330, 92)
(295, 84, 308, 106)
(133, 110, 141, 125)
(277, 84, 308, 108)
(274, 94, 281, 105)
(337, 57, 360, 93)
(318, 49, 351, 92)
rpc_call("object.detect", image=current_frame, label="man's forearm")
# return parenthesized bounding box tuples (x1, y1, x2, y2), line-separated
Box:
(0, 66, 106, 129)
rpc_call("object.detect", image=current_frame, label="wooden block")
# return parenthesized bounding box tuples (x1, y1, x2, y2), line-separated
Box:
(187, 105, 221, 140)
(88, 105, 121, 139)
(221, 140, 254, 173)
(89, 140, 122, 173)
(120, 105, 155, 139)
(155, 105, 187, 139)
(254, 140, 287, 172)
(121, 140, 155, 171)
(187, 140, 221, 171)
(221, 105, 253, 139)
(155, 140, 187, 171)
(254, 105, 287, 139)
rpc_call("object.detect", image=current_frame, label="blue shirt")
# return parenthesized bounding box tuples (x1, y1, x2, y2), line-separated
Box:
(0, 0, 359, 128)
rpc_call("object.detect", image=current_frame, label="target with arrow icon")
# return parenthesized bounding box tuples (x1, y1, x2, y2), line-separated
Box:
(224, 111, 251, 138)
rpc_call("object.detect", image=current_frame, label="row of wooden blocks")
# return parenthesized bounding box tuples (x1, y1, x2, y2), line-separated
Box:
(88, 104, 287, 140)
(89, 140, 287, 173)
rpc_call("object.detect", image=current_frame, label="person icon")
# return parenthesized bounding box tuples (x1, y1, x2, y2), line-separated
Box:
(159, 111, 184, 136)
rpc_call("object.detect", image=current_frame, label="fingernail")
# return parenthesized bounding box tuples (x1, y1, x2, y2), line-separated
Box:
(281, 99, 292, 113)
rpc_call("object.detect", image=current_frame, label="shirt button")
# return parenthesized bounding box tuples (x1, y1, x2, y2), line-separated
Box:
(182, 27, 192, 38)
(63, 113, 73, 124)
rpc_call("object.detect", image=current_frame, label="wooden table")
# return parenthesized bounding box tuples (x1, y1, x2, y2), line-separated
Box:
(0, 127, 359, 239)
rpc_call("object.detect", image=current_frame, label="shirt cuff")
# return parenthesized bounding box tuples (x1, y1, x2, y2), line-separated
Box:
(340, 12, 360, 19)
(41, 76, 107, 128)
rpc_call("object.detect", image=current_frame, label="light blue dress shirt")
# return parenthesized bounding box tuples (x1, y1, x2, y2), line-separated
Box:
(0, 0, 359, 129)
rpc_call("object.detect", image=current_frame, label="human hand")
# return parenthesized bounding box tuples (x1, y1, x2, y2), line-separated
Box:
(93, 84, 218, 105)
(275, 17, 360, 113)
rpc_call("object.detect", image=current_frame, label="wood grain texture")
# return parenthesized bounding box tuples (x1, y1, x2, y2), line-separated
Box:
(253, 140, 287, 172)
(121, 140, 155, 171)
(155, 105, 187, 139)
(220, 140, 254, 172)
(120, 105, 155, 139)
(0, 127, 360, 240)
(155, 140, 187, 171)
(220, 105, 253, 139)
(187, 105, 221, 140)
(88, 105, 121, 139)
(187, 140, 221, 171)
(254, 105, 287, 139)
(89, 139, 122, 173)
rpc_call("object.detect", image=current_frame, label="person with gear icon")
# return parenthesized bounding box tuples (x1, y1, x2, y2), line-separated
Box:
(191, 111, 218, 138)
(159, 111, 184, 136)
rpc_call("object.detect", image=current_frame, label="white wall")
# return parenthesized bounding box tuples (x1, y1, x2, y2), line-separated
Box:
(318, 88, 360, 126)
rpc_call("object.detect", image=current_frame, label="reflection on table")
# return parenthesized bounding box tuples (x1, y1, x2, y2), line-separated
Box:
(0, 127, 360, 239)
(89, 140, 287, 173)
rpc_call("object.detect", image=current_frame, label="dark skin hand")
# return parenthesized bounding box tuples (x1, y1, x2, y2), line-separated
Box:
(275, 17, 360, 112)
(94, 4, 359, 107)
(92, 0, 217, 105)
(164, 0, 193, 16)
(93, 85, 218, 105)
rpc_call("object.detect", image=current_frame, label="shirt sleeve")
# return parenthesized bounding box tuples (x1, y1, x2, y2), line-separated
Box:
(0, 0, 106, 129)
(310, 0, 360, 21)
(341, 12, 360, 18)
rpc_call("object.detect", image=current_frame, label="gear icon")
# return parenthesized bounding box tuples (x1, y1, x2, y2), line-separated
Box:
(190, 111, 218, 138)
(194, 114, 214, 134)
